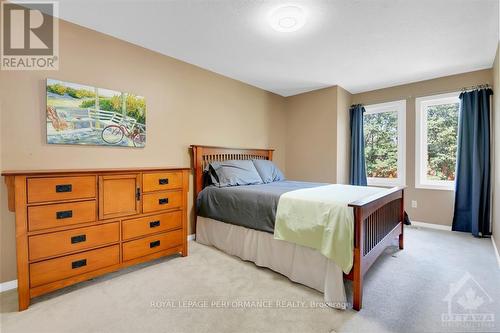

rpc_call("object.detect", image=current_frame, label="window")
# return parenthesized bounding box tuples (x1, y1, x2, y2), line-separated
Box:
(364, 100, 406, 186)
(415, 92, 459, 190)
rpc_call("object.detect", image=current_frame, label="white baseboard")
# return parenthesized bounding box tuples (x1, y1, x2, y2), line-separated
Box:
(492, 236, 500, 269)
(0, 279, 17, 293)
(1, 234, 197, 294)
(410, 220, 452, 231)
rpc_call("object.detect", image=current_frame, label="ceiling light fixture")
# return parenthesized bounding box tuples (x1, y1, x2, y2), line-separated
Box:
(268, 5, 306, 32)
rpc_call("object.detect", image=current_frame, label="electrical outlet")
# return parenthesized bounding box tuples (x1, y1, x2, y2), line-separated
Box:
(411, 200, 418, 208)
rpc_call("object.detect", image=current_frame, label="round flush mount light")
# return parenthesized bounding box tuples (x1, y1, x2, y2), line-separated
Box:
(268, 5, 306, 32)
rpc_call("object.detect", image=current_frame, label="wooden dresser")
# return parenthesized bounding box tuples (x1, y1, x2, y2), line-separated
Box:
(2, 167, 189, 311)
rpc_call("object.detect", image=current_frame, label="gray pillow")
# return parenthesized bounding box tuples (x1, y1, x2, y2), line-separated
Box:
(252, 159, 285, 183)
(210, 160, 263, 187)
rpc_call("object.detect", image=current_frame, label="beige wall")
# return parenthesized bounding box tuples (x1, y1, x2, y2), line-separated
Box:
(336, 86, 352, 184)
(493, 43, 500, 251)
(0, 21, 287, 283)
(284, 86, 352, 184)
(351, 69, 493, 226)
(285, 87, 338, 182)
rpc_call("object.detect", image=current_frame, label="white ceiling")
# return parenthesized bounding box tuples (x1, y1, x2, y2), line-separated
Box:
(53, 0, 499, 96)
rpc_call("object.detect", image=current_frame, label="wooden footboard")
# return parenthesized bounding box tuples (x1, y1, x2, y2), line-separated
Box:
(347, 187, 405, 310)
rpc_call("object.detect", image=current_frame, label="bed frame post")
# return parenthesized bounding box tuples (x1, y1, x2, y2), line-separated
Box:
(191, 145, 203, 234)
(191, 145, 204, 198)
(352, 206, 364, 311)
(399, 190, 404, 250)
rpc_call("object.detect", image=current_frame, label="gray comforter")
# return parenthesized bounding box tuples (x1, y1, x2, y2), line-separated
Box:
(196, 180, 325, 233)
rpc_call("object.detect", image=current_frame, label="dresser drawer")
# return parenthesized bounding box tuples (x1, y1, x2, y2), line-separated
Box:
(29, 222, 119, 261)
(28, 200, 97, 231)
(122, 211, 182, 240)
(143, 172, 183, 192)
(28, 176, 96, 203)
(122, 229, 183, 261)
(30, 245, 120, 287)
(143, 190, 182, 213)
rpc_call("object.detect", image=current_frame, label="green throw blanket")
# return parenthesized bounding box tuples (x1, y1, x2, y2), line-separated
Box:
(274, 184, 386, 274)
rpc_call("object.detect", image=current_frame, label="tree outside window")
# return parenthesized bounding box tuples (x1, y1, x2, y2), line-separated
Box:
(364, 111, 398, 178)
(363, 100, 406, 187)
(415, 92, 459, 190)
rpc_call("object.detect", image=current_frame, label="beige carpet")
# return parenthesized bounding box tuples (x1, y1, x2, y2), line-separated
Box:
(1, 226, 499, 333)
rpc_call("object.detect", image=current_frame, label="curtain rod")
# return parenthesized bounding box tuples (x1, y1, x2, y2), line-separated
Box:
(460, 83, 491, 93)
(352, 83, 491, 106)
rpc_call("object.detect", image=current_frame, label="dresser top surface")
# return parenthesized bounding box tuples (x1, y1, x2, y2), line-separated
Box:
(2, 167, 190, 176)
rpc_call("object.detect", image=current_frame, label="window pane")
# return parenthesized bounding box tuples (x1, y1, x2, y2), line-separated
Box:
(426, 102, 459, 181)
(364, 111, 398, 178)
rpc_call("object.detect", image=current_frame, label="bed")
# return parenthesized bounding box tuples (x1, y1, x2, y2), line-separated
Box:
(191, 145, 404, 310)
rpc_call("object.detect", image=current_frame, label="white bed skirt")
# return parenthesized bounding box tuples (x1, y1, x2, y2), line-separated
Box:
(196, 216, 349, 309)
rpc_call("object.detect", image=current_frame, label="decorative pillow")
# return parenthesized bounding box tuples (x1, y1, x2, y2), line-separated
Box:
(209, 160, 263, 187)
(252, 159, 285, 183)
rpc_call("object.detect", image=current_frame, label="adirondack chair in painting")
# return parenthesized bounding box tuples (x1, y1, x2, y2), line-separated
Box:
(46, 106, 69, 131)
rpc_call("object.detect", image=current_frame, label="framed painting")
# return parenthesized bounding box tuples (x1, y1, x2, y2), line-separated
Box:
(46, 79, 146, 147)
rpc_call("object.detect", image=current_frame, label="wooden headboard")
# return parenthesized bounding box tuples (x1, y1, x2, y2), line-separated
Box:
(190, 145, 274, 197)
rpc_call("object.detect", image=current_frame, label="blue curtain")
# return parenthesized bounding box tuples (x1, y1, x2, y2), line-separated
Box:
(452, 88, 492, 236)
(349, 104, 367, 186)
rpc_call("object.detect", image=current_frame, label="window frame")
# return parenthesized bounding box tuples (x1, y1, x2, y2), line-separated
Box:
(363, 100, 406, 187)
(415, 92, 460, 191)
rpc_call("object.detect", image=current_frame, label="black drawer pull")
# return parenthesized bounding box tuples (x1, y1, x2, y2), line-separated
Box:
(56, 210, 73, 219)
(158, 198, 168, 205)
(159, 178, 169, 185)
(150, 240, 161, 248)
(71, 259, 87, 269)
(71, 234, 86, 244)
(55, 184, 72, 193)
(150, 220, 160, 228)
